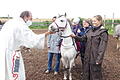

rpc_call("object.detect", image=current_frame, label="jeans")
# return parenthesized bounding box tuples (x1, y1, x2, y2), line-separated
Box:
(47, 52, 61, 72)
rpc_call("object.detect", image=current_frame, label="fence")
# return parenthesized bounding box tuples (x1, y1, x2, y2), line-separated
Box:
(103, 19, 120, 34)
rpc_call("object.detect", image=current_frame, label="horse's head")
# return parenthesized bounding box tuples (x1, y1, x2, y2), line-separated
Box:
(49, 13, 68, 32)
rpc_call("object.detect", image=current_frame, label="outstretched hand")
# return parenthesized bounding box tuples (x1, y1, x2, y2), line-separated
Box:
(45, 31, 55, 36)
(69, 34, 76, 38)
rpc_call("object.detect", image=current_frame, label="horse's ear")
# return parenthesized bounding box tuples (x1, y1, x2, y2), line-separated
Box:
(64, 12, 67, 17)
(58, 14, 61, 17)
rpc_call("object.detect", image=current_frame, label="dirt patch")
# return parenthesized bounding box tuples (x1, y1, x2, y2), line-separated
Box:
(21, 29, 120, 80)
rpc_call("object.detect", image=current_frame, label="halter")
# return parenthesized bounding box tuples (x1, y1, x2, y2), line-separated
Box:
(54, 21, 67, 31)
(54, 21, 71, 38)
(54, 17, 77, 51)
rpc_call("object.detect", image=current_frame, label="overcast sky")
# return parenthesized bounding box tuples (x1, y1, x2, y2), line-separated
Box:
(0, 0, 120, 19)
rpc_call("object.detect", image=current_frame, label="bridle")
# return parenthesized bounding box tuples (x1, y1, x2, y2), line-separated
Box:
(54, 17, 77, 51)
(54, 21, 67, 31)
(54, 21, 70, 38)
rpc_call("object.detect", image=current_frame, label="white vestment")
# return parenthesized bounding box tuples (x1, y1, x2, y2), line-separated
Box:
(0, 18, 45, 80)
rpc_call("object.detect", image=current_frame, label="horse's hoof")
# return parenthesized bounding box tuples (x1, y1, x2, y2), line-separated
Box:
(69, 77, 72, 80)
(63, 77, 67, 80)
(73, 63, 75, 67)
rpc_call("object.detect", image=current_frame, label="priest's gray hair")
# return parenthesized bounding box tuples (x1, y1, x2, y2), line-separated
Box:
(20, 11, 31, 18)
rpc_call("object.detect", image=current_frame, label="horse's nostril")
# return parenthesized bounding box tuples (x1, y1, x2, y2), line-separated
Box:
(60, 29, 64, 31)
(60, 20, 64, 22)
(50, 26, 53, 28)
(50, 26, 58, 32)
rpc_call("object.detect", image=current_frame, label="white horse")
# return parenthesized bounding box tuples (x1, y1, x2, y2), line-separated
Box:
(49, 14, 77, 80)
(113, 24, 120, 51)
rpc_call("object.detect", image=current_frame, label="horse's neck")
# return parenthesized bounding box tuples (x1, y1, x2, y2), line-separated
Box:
(63, 37, 73, 45)
(62, 23, 74, 47)
(62, 22, 73, 36)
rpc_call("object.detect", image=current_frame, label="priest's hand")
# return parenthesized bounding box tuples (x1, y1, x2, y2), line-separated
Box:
(45, 31, 55, 36)
(69, 34, 76, 38)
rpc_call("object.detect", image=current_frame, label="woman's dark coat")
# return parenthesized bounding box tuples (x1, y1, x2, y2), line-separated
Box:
(74, 27, 108, 80)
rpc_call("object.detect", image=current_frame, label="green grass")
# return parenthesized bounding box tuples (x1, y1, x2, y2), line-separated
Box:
(29, 25, 48, 29)
(108, 29, 114, 35)
(105, 25, 115, 35)
(29, 22, 51, 29)
(30, 25, 115, 35)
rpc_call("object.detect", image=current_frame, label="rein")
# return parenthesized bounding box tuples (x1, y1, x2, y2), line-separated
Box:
(60, 35, 69, 38)
(60, 35, 77, 51)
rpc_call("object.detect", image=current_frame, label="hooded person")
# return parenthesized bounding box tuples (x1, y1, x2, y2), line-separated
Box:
(0, 11, 53, 80)
(71, 17, 81, 54)
(72, 17, 80, 26)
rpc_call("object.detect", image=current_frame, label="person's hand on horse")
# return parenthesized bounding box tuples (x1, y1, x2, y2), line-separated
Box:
(96, 60, 102, 65)
(69, 34, 76, 38)
(96, 62, 99, 65)
(45, 31, 55, 36)
(48, 47, 50, 50)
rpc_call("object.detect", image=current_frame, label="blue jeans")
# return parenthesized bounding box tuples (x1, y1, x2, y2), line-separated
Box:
(47, 52, 61, 72)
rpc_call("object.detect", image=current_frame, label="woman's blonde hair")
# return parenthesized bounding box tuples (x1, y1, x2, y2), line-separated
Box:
(93, 15, 103, 25)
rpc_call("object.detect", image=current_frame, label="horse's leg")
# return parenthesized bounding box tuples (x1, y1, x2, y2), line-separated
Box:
(61, 57, 68, 80)
(69, 59, 75, 80)
(64, 67, 68, 80)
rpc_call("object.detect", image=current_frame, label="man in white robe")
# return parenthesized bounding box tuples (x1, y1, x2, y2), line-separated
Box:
(0, 11, 52, 80)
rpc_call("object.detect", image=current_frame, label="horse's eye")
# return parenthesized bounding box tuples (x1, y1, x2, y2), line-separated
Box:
(60, 20, 64, 22)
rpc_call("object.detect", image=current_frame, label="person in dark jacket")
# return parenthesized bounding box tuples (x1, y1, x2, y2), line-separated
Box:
(70, 15, 108, 80)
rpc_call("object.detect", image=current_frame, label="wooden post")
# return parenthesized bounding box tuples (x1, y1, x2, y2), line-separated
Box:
(8, 14, 9, 19)
(104, 15, 106, 27)
(112, 13, 114, 28)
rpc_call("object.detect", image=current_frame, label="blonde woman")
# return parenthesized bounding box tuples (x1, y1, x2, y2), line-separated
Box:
(70, 15, 108, 80)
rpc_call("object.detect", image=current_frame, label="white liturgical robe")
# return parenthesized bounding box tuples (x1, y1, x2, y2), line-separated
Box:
(0, 17, 45, 80)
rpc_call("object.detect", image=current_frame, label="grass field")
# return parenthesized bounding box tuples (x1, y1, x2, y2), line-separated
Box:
(30, 22, 115, 35)
(29, 21, 51, 29)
